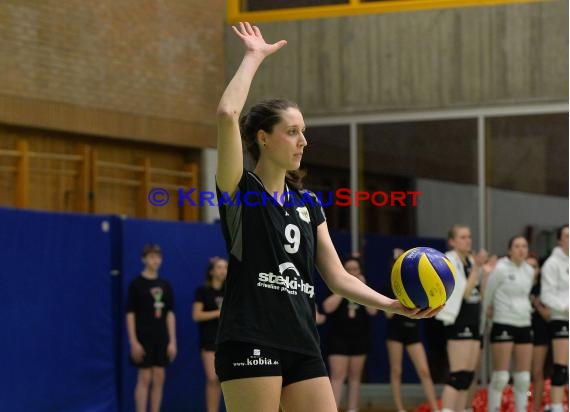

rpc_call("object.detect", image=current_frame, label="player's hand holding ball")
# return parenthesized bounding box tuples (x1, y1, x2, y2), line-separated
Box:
(390, 247, 456, 318)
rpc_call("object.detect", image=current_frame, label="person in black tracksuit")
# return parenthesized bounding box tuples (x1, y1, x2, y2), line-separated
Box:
(192, 257, 227, 412)
(214, 22, 440, 412)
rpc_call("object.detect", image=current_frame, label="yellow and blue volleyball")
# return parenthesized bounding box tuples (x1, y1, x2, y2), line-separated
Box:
(391, 247, 456, 309)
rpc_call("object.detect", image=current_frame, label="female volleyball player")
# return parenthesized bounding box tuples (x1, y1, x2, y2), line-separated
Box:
(192, 257, 228, 412)
(214, 22, 441, 411)
(540, 224, 569, 412)
(323, 257, 377, 412)
(435, 225, 492, 412)
(528, 253, 552, 412)
(483, 235, 534, 412)
(385, 249, 439, 412)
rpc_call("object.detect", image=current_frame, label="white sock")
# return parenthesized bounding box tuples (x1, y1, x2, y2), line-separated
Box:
(513, 371, 530, 412)
(489, 371, 509, 412)
(551, 404, 563, 412)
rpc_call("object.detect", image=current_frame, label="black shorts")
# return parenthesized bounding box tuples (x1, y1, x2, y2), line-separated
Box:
(327, 334, 370, 356)
(131, 338, 170, 368)
(386, 318, 420, 346)
(549, 320, 570, 340)
(532, 316, 551, 346)
(201, 342, 216, 352)
(215, 341, 328, 387)
(490, 323, 533, 344)
(445, 323, 481, 341)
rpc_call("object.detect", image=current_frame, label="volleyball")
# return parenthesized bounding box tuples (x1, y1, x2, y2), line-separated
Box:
(391, 247, 456, 309)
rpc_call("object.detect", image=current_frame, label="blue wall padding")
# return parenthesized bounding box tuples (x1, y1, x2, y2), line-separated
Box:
(1, 207, 447, 412)
(1, 208, 117, 412)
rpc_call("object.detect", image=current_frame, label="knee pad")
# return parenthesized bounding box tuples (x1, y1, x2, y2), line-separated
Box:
(552, 364, 568, 386)
(513, 371, 530, 391)
(447, 370, 474, 390)
(458, 371, 475, 390)
(490, 371, 510, 391)
(447, 371, 464, 390)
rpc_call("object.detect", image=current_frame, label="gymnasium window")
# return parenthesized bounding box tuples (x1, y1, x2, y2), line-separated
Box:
(361, 119, 478, 185)
(361, 119, 478, 236)
(243, 0, 348, 12)
(301, 125, 351, 232)
(486, 113, 568, 197)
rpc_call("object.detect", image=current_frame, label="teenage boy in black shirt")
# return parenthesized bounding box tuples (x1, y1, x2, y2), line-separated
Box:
(126, 244, 176, 412)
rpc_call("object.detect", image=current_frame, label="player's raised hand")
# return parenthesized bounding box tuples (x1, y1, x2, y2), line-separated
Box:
(483, 254, 498, 274)
(232, 22, 287, 57)
(473, 248, 489, 266)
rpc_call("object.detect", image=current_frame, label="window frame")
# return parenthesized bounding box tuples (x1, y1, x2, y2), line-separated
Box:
(228, 0, 547, 23)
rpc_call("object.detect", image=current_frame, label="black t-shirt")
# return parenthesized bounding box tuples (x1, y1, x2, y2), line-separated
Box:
(126, 275, 175, 341)
(530, 275, 547, 326)
(194, 285, 225, 347)
(216, 170, 326, 356)
(530, 277, 540, 301)
(455, 258, 481, 326)
(327, 294, 371, 338)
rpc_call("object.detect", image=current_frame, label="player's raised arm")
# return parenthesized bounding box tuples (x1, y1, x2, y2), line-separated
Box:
(216, 22, 287, 196)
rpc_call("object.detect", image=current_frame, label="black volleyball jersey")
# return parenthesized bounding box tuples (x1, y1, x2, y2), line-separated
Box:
(194, 285, 225, 347)
(327, 296, 371, 338)
(456, 258, 481, 326)
(216, 170, 326, 356)
(530, 276, 548, 327)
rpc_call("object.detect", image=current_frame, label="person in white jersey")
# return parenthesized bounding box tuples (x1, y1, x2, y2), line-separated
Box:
(436, 224, 494, 412)
(483, 235, 534, 412)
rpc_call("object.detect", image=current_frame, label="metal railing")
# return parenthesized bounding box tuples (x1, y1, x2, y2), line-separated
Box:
(0, 140, 199, 221)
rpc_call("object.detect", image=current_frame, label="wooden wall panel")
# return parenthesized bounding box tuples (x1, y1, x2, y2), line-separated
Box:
(227, 1, 568, 114)
(0, 125, 199, 220)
